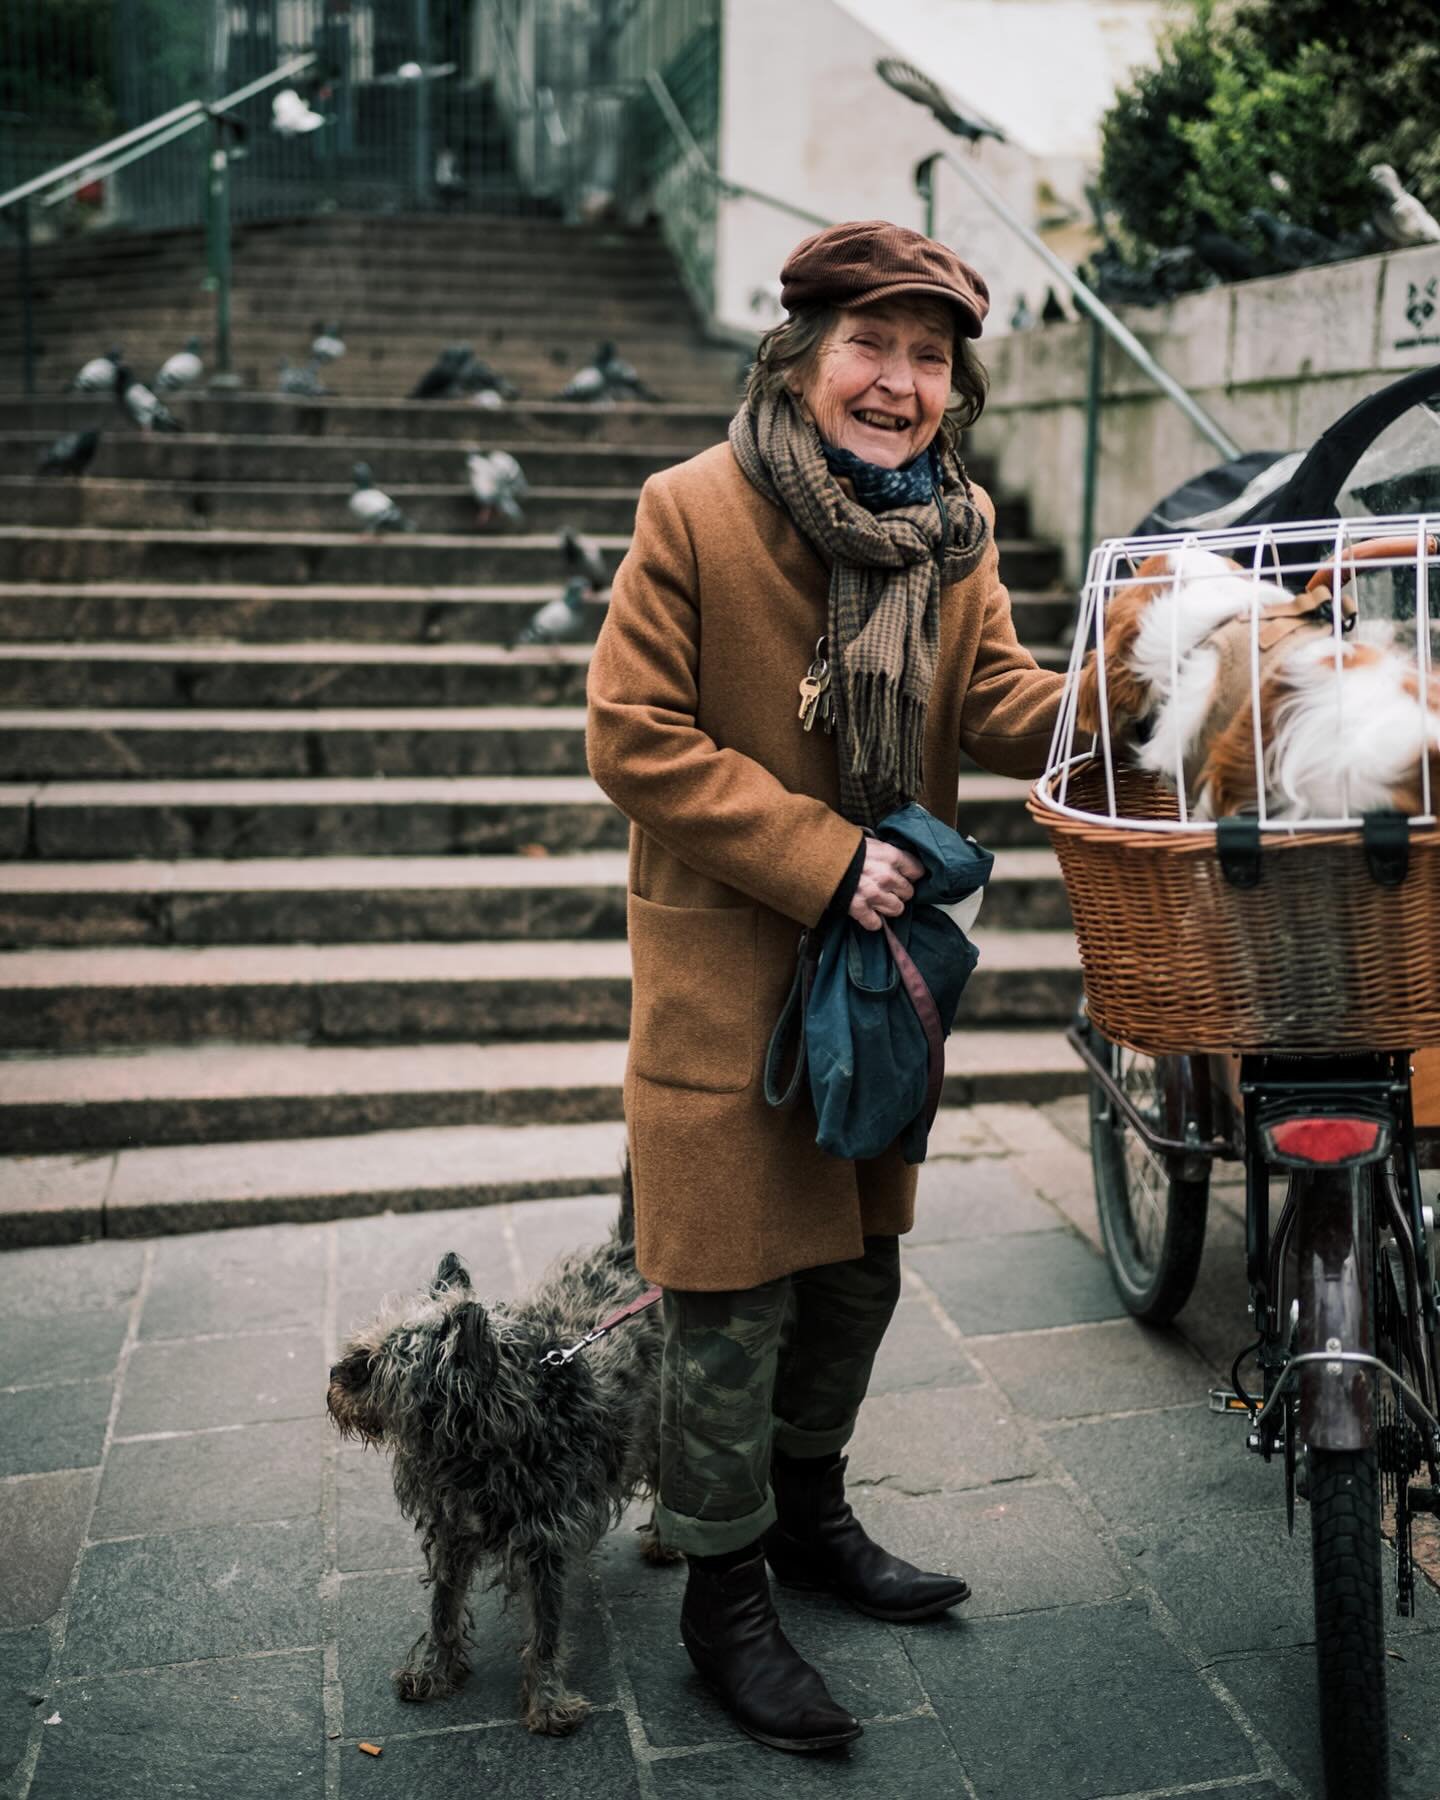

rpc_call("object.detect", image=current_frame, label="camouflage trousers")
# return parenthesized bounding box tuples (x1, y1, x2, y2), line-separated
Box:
(655, 1236, 902, 1556)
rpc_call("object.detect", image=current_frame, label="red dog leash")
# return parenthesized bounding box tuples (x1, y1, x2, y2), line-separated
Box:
(540, 1284, 664, 1369)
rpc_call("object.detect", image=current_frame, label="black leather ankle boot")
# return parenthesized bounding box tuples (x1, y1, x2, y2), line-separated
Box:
(679, 1547, 862, 1753)
(763, 1451, 971, 1622)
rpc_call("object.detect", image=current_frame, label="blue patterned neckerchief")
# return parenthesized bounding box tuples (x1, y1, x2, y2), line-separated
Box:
(821, 441, 941, 513)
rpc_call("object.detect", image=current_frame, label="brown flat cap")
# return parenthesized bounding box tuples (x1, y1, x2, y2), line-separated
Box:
(780, 219, 989, 338)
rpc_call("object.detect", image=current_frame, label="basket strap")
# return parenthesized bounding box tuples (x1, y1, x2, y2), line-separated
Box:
(1363, 811, 1410, 888)
(1217, 816, 1263, 889)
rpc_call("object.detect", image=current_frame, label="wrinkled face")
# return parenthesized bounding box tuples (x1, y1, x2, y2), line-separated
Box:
(793, 300, 955, 469)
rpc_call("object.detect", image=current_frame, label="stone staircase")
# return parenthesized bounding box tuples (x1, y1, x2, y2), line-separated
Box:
(0, 213, 1084, 1245)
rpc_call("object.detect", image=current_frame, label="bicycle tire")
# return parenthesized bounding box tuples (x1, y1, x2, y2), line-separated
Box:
(1088, 1038, 1209, 1323)
(1309, 1446, 1389, 1798)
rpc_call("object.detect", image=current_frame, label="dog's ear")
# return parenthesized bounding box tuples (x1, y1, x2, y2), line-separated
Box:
(449, 1300, 498, 1382)
(431, 1250, 472, 1297)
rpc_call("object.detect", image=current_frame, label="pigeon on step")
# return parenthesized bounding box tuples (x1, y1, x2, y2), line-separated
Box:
(560, 525, 609, 595)
(310, 321, 347, 364)
(155, 336, 204, 391)
(515, 576, 591, 646)
(279, 357, 328, 396)
(68, 347, 123, 393)
(1246, 208, 1343, 270)
(555, 341, 660, 403)
(458, 353, 517, 404)
(466, 450, 528, 528)
(1370, 164, 1440, 248)
(39, 428, 100, 476)
(411, 344, 472, 400)
(272, 87, 326, 134)
(349, 463, 413, 533)
(116, 364, 183, 431)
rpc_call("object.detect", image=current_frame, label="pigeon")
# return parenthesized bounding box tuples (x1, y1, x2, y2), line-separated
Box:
(515, 576, 591, 646)
(434, 147, 467, 201)
(39, 428, 100, 476)
(1009, 295, 1034, 332)
(555, 341, 660, 403)
(1040, 287, 1069, 325)
(553, 354, 609, 403)
(155, 336, 204, 392)
(348, 463, 413, 533)
(410, 344, 472, 400)
(1370, 164, 1440, 249)
(1191, 212, 1263, 283)
(458, 353, 517, 403)
(560, 525, 609, 595)
(466, 450, 528, 528)
(279, 357, 328, 396)
(310, 321, 346, 364)
(115, 364, 183, 432)
(68, 346, 123, 393)
(1246, 208, 1344, 271)
(272, 88, 325, 135)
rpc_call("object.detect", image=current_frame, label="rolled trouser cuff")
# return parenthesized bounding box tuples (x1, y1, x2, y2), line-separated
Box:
(654, 1492, 777, 1558)
(772, 1414, 856, 1459)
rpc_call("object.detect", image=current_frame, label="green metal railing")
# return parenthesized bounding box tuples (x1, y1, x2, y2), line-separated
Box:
(1, 52, 315, 392)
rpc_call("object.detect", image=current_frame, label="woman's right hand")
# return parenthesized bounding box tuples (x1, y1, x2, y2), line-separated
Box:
(848, 839, 925, 931)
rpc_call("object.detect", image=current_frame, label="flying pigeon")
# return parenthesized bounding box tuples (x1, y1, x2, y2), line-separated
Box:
(279, 357, 328, 397)
(515, 576, 591, 646)
(560, 525, 609, 595)
(272, 88, 325, 135)
(155, 336, 204, 392)
(1370, 164, 1440, 249)
(410, 344, 471, 400)
(310, 321, 346, 364)
(1246, 208, 1343, 271)
(39, 428, 100, 476)
(348, 463, 413, 533)
(68, 347, 123, 393)
(115, 364, 183, 432)
(466, 450, 528, 528)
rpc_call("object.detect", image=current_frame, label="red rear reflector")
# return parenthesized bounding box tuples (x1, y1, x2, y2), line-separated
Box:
(1267, 1117, 1382, 1163)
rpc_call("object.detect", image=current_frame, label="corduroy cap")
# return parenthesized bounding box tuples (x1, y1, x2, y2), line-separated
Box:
(779, 219, 989, 338)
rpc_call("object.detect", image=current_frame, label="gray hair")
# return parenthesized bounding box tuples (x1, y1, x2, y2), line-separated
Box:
(742, 301, 988, 450)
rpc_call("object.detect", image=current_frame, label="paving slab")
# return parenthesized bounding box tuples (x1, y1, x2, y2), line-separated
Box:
(908, 1229, 1129, 1336)
(29, 1649, 324, 1800)
(0, 1470, 95, 1628)
(334, 1437, 423, 1575)
(93, 1416, 327, 1540)
(0, 1380, 112, 1478)
(0, 1627, 50, 1784)
(968, 1317, 1213, 1421)
(910, 1155, 1067, 1242)
(0, 1152, 111, 1247)
(646, 1718, 971, 1800)
(113, 1329, 327, 1437)
(1041, 1404, 1276, 1529)
(336, 1709, 641, 1800)
(140, 1221, 331, 1339)
(847, 1386, 1049, 1496)
(60, 1518, 325, 1674)
(0, 1238, 143, 1319)
(867, 1296, 981, 1395)
(0, 1309, 127, 1387)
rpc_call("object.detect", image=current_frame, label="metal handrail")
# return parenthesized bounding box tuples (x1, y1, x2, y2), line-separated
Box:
(643, 71, 830, 231)
(4, 52, 316, 394)
(933, 147, 1240, 463)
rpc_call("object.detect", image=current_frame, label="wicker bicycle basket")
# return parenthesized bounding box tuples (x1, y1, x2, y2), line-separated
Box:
(1030, 515, 1440, 1057)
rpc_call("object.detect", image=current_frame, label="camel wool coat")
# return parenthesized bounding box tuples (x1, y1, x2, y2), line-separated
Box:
(586, 442, 1063, 1292)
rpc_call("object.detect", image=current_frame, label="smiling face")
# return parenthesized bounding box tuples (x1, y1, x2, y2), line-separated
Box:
(793, 299, 955, 469)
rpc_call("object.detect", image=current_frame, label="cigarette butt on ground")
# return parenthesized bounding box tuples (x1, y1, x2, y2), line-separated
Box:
(358, 1741, 383, 1757)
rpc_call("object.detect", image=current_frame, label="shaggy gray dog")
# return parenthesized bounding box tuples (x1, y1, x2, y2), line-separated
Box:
(327, 1179, 676, 1734)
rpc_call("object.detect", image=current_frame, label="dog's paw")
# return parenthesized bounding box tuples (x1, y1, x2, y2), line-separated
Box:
(394, 1660, 467, 1703)
(638, 1531, 683, 1567)
(524, 1691, 592, 1736)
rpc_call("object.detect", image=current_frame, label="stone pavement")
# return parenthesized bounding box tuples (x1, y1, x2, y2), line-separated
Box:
(4, 1097, 1440, 1800)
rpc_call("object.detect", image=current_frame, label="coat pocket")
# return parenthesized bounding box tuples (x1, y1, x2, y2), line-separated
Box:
(628, 896, 757, 1093)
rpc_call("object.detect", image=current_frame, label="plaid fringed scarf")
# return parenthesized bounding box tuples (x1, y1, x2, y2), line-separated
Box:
(728, 389, 991, 826)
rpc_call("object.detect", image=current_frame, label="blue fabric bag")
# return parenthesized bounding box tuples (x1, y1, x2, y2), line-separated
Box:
(763, 803, 994, 1164)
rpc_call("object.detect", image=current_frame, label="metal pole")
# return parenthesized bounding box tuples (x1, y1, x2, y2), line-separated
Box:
(414, 0, 432, 207)
(914, 153, 940, 239)
(1080, 315, 1103, 578)
(17, 201, 35, 397)
(938, 149, 1241, 463)
(206, 118, 236, 385)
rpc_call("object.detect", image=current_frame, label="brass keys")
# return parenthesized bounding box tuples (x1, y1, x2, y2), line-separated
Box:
(797, 637, 835, 734)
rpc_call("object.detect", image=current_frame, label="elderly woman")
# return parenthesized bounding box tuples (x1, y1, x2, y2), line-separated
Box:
(586, 220, 1064, 1753)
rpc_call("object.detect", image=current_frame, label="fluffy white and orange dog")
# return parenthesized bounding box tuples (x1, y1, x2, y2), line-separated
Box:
(1076, 536, 1439, 820)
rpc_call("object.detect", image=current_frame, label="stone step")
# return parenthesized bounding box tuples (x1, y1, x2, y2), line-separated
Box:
(0, 527, 1064, 590)
(25, 288, 705, 329)
(0, 1026, 1086, 1156)
(16, 365, 742, 404)
(0, 396, 735, 449)
(3, 432, 697, 487)
(0, 771, 1046, 860)
(0, 930, 1082, 1052)
(0, 847, 1069, 947)
(0, 578, 1068, 645)
(0, 479, 648, 538)
(0, 1118, 636, 1245)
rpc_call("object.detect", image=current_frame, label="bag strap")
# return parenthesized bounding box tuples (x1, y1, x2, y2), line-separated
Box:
(882, 920, 945, 1131)
(763, 928, 817, 1110)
